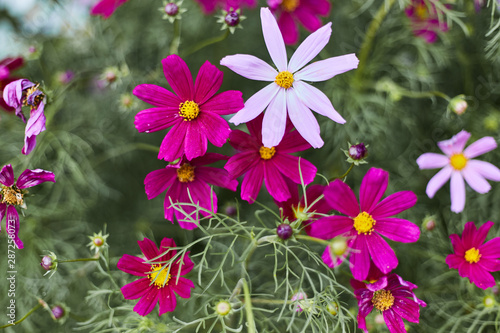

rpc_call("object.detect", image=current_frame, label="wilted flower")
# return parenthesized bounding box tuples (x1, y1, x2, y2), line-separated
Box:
(117, 237, 195, 316)
(0, 57, 24, 112)
(405, 0, 449, 43)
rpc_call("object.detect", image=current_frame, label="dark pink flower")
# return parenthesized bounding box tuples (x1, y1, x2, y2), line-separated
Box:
(145, 153, 237, 230)
(445, 221, 500, 290)
(267, 0, 331, 45)
(194, 0, 256, 14)
(405, 0, 449, 43)
(0, 57, 24, 112)
(224, 113, 317, 203)
(117, 237, 195, 316)
(90, 0, 129, 18)
(134, 55, 244, 162)
(308, 168, 419, 281)
(0, 164, 55, 249)
(351, 273, 426, 333)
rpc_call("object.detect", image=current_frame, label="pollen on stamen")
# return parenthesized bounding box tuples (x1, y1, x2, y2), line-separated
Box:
(450, 153, 467, 171)
(353, 211, 376, 234)
(372, 289, 394, 311)
(179, 100, 200, 121)
(177, 163, 196, 183)
(464, 247, 481, 264)
(1, 186, 24, 206)
(259, 146, 276, 160)
(275, 71, 294, 89)
(281, 0, 300, 12)
(148, 264, 172, 289)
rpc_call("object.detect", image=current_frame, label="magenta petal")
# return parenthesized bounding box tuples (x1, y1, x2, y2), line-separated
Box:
(471, 221, 493, 248)
(392, 297, 420, 323)
(463, 136, 497, 159)
(449, 234, 465, 256)
(450, 172, 466, 213)
(90, 0, 128, 18)
(144, 168, 177, 200)
(133, 84, 183, 108)
(371, 191, 417, 218)
(159, 237, 177, 262)
(349, 235, 370, 281)
(121, 278, 152, 299)
(480, 238, 500, 258)
(25, 102, 46, 138)
(383, 309, 406, 333)
(228, 129, 260, 151)
(0, 164, 15, 187)
(117, 254, 150, 276)
(241, 163, 265, 203)
(22, 136, 37, 156)
(366, 233, 398, 274)
(294, 5, 322, 32)
(191, 152, 229, 166)
(162, 55, 194, 101)
(164, 180, 182, 222)
(6, 206, 23, 249)
(307, 216, 353, 239)
(184, 120, 208, 161)
(277, 128, 312, 153)
(445, 254, 463, 269)
(133, 287, 160, 316)
(197, 167, 238, 191)
(138, 238, 161, 261)
(194, 61, 223, 105)
(324, 179, 360, 217)
(158, 121, 187, 161)
(469, 266, 496, 290)
(171, 277, 195, 298)
(134, 107, 180, 133)
(16, 168, 55, 189)
(375, 218, 420, 243)
(272, 154, 317, 185)
(478, 258, 500, 272)
(263, 161, 290, 202)
(201, 90, 244, 116)
(360, 168, 388, 213)
(158, 286, 177, 315)
(225, 151, 260, 179)
(278, 11, 298, 45)
(197, 112, 230, 148)
(178, 252, 195, 275)
(0, 203, 5, 232)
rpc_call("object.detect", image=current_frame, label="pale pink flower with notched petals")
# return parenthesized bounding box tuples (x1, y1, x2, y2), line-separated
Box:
(221, 7, 358, 149)
(417, 130, 500, 213)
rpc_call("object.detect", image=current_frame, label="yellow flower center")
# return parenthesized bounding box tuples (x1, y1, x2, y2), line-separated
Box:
(148, 264, 172, 289)
(449, 153, 467, 171)
(275, 71, 294, 89)
(259, 146, 276, 160)
(1, 186, 23, 206)
(415, 4, 428, 20)
(179, 100, 200, 121)
(177, 163, 195, 183)
(353, 211, 376, 234)
(281, 0, 300, 12)
(465, 247, 481, 264)
(372, 290, 395, 311)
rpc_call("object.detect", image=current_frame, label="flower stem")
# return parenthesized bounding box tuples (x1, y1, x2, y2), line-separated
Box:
(242, 279, 256, 333)
(182, 30, 229, 57)
(170, 19, 181, 55)
(330, 163, 354, 182)
(58, 258, 100, 263)
(295, 234, 331, 246)
(353, 0, 397, 88)
(0, 304, 42, 329)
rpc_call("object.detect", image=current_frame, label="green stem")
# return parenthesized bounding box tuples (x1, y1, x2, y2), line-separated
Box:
(295, 234, 331, 246)
(250, 298, 292, 305)
(242, 279, 256, 333)
(182, 30, 229, 57)
(170, 19, 181, 55)
(0, 304, 42, 329)
(329, 163, 354, 182)
(353, 0, 397, 87)
(58, 258, 99, 263)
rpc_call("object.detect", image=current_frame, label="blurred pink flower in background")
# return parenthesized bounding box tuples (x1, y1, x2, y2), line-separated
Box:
(195, 0, 256, 14)
(405, 0, 449, 43)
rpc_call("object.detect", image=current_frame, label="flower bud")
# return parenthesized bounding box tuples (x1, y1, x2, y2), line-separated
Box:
(217, 8, 245, 33)
(215, 300, 231, 316)
(327, 302, 338, 315)
(40, 252, 58, 274)
(330, 237, 348, 256)
(291, 291, 307, 312)
(483, 295, 495, 308)
(276, 223, 293, 240)
(88, 230, 109, 254)
(164, 2, 179, 16)
(448, 95, 468, 115)
(51, 305, 65, 319)
(225, 11, 240, 26)
(348, 143, 368, 160)
(57, 70, 74, 85)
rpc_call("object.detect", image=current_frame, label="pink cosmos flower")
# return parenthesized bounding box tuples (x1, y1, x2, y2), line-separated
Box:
(194, 0, 256, 14)
(145, 153, 237, 230)
(221, 7, 358, 149)
(351, 273, 426, 333)
(117, 237, 195, 316)
(0, 57, 24, 112)
(134, 55, 244, 162)
(0, 164, 55, 249)
(308, 168, 420, 281)
(224, 113, 317, 203)
(267, 0, 330, 45)
(445, 221, 500, 290)
(3, 79, 47, 155)
(416, 130, 500, 213)
(405, 0, 449, 43)
(90, 0, 129, 18)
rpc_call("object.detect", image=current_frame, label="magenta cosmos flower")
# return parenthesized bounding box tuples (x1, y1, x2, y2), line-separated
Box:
(194, 0, 256, 14)
(224, 113, 317, 203)
(90, 0, 129, 18)
(267, 0, 330, 45)
(416, 130, 500, 213)
(0, 57, 24, 112)
(308, 168, 419, 281)
(0, 164, 55, 249)
(134, 55, 244, 162)
(405, 0, 449, 43)
(445, 221, 500, 290)
(117, 237, 195, 316)
(3, 79, 47, 155)
(351, 273, 426, 333)
(221, 7, 358, 149)
(145, 153, 237, 230)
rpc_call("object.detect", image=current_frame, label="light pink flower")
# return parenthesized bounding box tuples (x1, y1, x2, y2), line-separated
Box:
(417, 130, 500, 213)
(221, 7, 358, 149)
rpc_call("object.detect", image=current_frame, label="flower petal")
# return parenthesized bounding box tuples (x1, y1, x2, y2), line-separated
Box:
(133, 84, 183, 107)
(162, 55, 194, 101)
(294, 5, 322, 31)
(469, 265, 496, 290)
(225, 151, 261, 179)
(158, 286, 177, 315)
(272, 153, 317, 185)
(117, 254, 150, 276)
(425, 165, 452, 198)
(6, 206, 23, 249)
(375, 218, 420, 243)
(324, 179, 360, 217)
(262, 88, 287, 147)
(134, 107, 180, 133)
(121, 278, 152, 299)
(450, 172, 466, 213)
(467, 160, 500, 182)
(220, 54, 277, 81)
(184, 119, 208, 161)
(350, 235, 370, 281)
(241, 163, 265, 203)
(462, 167, 491, 194)
(197, 112, 230, 148)
(277, 128, 312, 153)
(263, 161, 290, 202)
(383, 309, 406, 333)
(138, 238, 161, 261)
(371, 191, 417, 218)
(194, 61, 223, 105)
(416, 153, 449, 169)
(144, 167, 177, 200)
(480, 238, 500, 258)
(360, 168, 388, 213)
(133, 287, 159, 316)
(307, 216, 354, 239)
(261, 7, 288, 72)
(158, 121, 188, 161)
(287, 87, 323, 148)
(450, 233, 465, 256)
(472, 221, 493, 248)
(288, 23, 331, 73)
(171, 277, 195, 298)
(445, 254, 463, 269)
(16, 168, 55, 189)
(437, 130, 470, 156)
(294, 54, 359, 82)
(0, 164, 15, 187)
(392, 297, 420, 323)
(277, 11, 298, 45)
(229, 83, 279, 125)
(366, 232, 398, 274)
(293, 81, 345, 124)
(22, 135, 37, 156)
(478, 258, 500, 272)
(197, 167, 238, 191)
(463, 137, 497, 159)
(201, 90, 244, 115)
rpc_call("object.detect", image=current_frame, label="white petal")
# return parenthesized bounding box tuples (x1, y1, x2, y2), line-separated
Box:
(260, 7, 288, 72)
(462, 167, 491, 194)
(468, 160, 500, 181)
(450, 172, 466, 213)
(463, 137, 497, 159)
(416, 153, 449, 170)
(220, 54, 277, 81)
(437, 130, 470, 156)
(426, 166, 452, 198)
(286, 88, 323, 148)
(294, 54, 359, 82)
(230, 83, 279, 125)
(262, 88, 287, 148)
(288, 23, 332, 73)
(293, 81, 345, 124)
